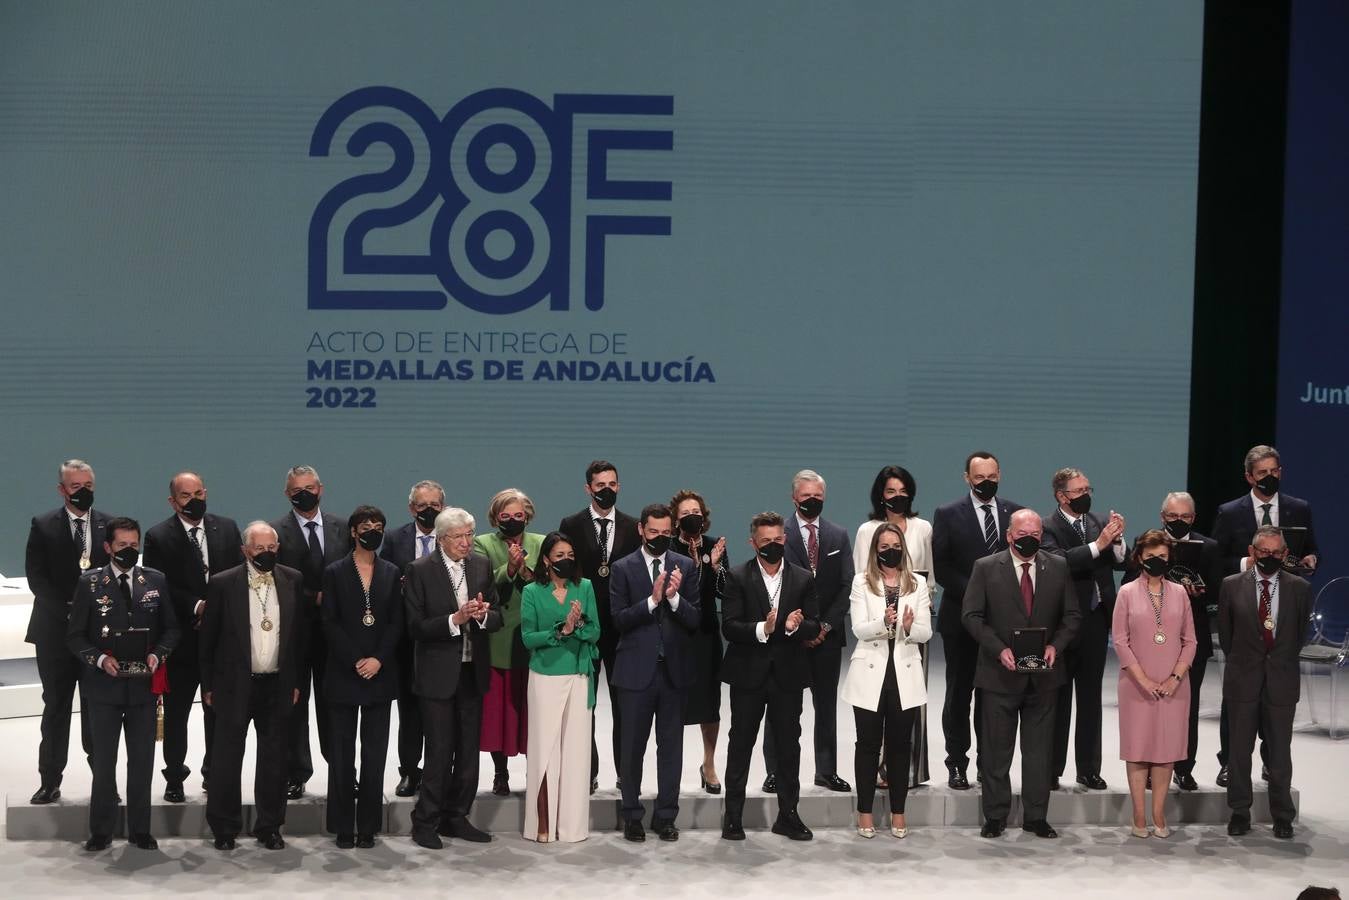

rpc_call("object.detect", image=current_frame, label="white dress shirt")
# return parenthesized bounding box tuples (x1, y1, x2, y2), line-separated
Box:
(1012, 551, 1039, 590)
(415, 526, 435, 559)
(441, 552, 472, 660)
(1239, 491, 1280, 572)
(754, 558, 799, 642)
(590, 507, 616, 561)
(969, 492, 1001, 536)
(247, 562, 280, 674)
(640, 546, 681, 612)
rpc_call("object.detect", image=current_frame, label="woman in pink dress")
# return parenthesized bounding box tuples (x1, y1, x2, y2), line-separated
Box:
(1114, 529, 1197, 839)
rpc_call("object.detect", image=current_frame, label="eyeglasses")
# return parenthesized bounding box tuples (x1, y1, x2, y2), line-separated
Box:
(1061, 486, 1093, 498)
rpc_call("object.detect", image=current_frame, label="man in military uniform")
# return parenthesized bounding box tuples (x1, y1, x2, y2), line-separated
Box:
(67, 516, 180, 851)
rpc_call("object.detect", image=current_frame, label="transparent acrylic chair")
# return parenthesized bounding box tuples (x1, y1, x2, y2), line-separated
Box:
(1300, 576, 1349, 739)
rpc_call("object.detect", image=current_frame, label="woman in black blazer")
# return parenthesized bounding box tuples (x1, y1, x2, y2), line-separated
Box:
(320, 505, 403, 848)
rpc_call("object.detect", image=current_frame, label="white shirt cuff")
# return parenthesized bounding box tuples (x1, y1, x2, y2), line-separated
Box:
(785, 624, 799, 636)
(96, 654, 107, 668)
(647, 595, 658, 613)
(755, 622, 768, 643)
(1111, 540, 1126, 563)
(194, 599, 206, 617)
(448, 617, 462, 637)
(1088, 542, 1101, 560)
(668, 595, 680, 611)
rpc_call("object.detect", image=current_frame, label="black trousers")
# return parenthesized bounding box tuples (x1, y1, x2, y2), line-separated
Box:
(1052, 606, 1106, 779)
(327, 701, 391, 836)
(940, 629, 983, 774)
(1174, 652, 1208, 777)
(618, 662, 686, 823)
(1218, 697, 1269, 768)
(35, 640, 92, 787)
(1227, 696, 1296, 822)
(412, 678, 482, 834)
(161, 650, 214, 785)
(854, 682, 917, 814)
(980, 684, 1056, 823)
(763, 640, 842, 777)
(590, 642, 622, 783)
(725, 676, 804, 820)
(395, 636, 423, 776)
(288, 616, 331, 784)
(207, 674, 290, 838)
(87, 699, 155, 837)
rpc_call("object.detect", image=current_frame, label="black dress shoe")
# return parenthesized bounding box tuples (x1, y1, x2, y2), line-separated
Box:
(356, 833, 376, 848)
(652, 819, 679, 842)
(771, 810, 813, 841)
(814, 774, 851, 792)
(1273, 820, 1294, 840)
(762, 773, 778, 794)
(1216, 765, 1230, 788)
(84, 834, 112, 852)
(980, 818, 1005, 838)
(30, 785, 61, 804)
(446, 818, 491, 843)
(1076, 774, 1107, 790)
(947, 766, 970, 791)
(721, 815, 745, 841)
(213, 835, 237, 851)
(412, 830, 444, 850)
(1022, 819, 1058, 839)
(1227, 815, 1251, 836)
(623, 820, 646, 842)
(1261, 765, 1270, 782)
(492, 773, 510, 796)
(164, 784, 186, 803)
(130, 833, 158, 850)
(286, 780, 305, 800)
(1174, 772, 1199, 791)
(395, 773, 419, 797)
(256, 831, 286, 850)
(336, 833, 355, 849)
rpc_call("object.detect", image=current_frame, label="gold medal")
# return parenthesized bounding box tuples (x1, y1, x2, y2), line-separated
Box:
(597, 564, 610, 578)
(79, 556, 90, 570)
(1154, 631, 1166, 645)
(1264, 618, 1274, 631)
(362, 612, 375, 627)
(261, 617, 274, 632)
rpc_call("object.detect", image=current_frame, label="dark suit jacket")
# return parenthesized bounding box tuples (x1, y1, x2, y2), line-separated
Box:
(784, 513, 854, 646)
(1122, 530, 1221, 661)
(402, 550, 502, 699)
(610, 549, 701, 690)
(379, 520, 433, 575)
(1217, 571, 1312, 706)
(1211, 492, 1319, 576)
(932, 494, 1025, 636)
(720, 559, 821, 691)
(1039, 508, 1125, 624)
(558, 506, 641, 648)
(320, 555, 403, 705)
(24, 507, 113, 646)
(142, 512, 244, 660)
(271, 509, 352, 603)
(67, 564, 179, 706)
(961, 550, 1081, 694)
(199, 563, 304, 723)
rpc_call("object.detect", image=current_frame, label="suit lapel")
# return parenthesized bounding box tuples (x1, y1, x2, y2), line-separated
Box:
(431, 549, 458, 612)
(784, 515, 810, 569)
(748, 561, 772, 620)
(234, 568, 251, 646)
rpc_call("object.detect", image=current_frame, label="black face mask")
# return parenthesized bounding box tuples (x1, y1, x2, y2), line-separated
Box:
(415, 506, 441, 530)
(796, 496, 824, 520)
(357, 529, 384, 552)
(289, 489, 319, 513)
(970, 479, 998, 502)
(180, 497, 207, 521)
(591, 487, 617, 510)
(550, 558, 577, 580)
(112, 546, 139, 570)
(1254, 555, 1283, 576)
(1254, 474, 1280, 496)
(678, 513, 705, 536)
(498, 518, 527, 538)
(883, 495, 911, 516)
(1067, 493, 1092, 516)
(1163, 519, 1192, 540)
(1141, 556, 1170, 577)
(877, 547, 904, 569)
(67, 486, 94, 512)
(757, 541, 786, 564)
(1012, 535, 1041, 558)
(250, 550, 277, 573)
(645, 535, 672, 557)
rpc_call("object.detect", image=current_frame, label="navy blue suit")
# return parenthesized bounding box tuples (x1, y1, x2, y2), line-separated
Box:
(610, 548, 701, 823)
(379, 520, 430, 777)
(1211, 492, 1319, 576)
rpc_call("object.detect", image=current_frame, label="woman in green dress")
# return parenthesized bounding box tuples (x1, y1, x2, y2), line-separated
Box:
(473, 488, 544, 795)
(521, 532, 599, 843)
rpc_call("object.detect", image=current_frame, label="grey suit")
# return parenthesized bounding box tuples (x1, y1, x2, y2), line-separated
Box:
(1217, 570, 1312, 823)
(962, 550, 1080, 823)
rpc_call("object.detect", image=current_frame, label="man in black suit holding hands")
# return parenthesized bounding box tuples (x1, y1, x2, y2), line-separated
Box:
(142, 470, 243, 801)
(200, 521, 305, 850)
(931, 450, 1024, 790)
(1039, 467, 1125, 791)
(1219, 525, 1313, 839)
(963, 509, 1080, 840)
(610, 503, 701, 842)
(404, 507, 502, 849)
(271, 464, 351, 799)
(25, 458, 109, 804)
(67, 516, 180, 851)
(379, 478, 445, 797)
(720, 512, 821, 842)
(558, 459, 641, 791)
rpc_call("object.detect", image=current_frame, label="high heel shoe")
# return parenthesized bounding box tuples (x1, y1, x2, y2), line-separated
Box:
(856, 825, 876, 839)
(492, 773, 510, 796)
(1153, 822, 1171, 839)
(699, 765, 721, 795)
(1130, 824, 1151, 838)
(890, 825, 908, 839)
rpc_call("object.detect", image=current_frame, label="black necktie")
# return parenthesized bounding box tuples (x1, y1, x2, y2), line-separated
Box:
(118, 573, 131, 610)
(1074, 516, 1088, 546)
(651, 557, 665, 657)
(74, 518, 87, 559)
(189, 526, 208, 573)
(980, 504, 997, 553)
(597, 518, 610, 562)
(1260, 504, 1272, 526)
(305, 521, 323, 572)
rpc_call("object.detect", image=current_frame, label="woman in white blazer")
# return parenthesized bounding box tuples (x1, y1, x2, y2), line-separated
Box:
(841, 522, 932, 839)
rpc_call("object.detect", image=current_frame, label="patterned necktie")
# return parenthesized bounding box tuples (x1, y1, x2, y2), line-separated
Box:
(419, 534, 433, 558)
(981, 505, 997, 553)
(1074, 516, 1088, 546)
(189, 526, 208, 573)
(1258, 579, 1275, 650)
(1260, 504, 1273, 527)
(74, 518, 87, 560)
(1020, 563, 1034, 617)
(806, 522, 819, 571)
(596, 517, 610, 565)
(305, 521, 323, 572)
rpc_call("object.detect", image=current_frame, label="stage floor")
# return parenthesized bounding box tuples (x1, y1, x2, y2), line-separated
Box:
(0, 643, 1344, 898)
